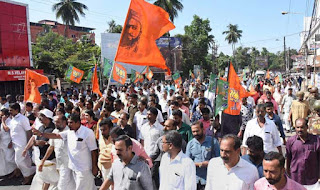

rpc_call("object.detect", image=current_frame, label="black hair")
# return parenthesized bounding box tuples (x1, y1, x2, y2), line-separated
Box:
(246, 135, 264, 151)
(120, 112, 130, 120)
(9, 103, 20, 112)
(114, 99, 122, 104)
(115, 135, 132, 148)
(138, 100, 147, 106)
(129, 93, 138, 99)
(165, 130, 182, 149)
(56, 108, 66, 115)
(148, 107, 158, 116)
(85, 110, 96, 119)
(99, 118, 113, 128)
(72, 106, 80, 113)
(264, 151, 285, 168)
(191, 120, 203, 129)
(110, 126, 125, 137)
(200, 107, 210, 114)
(170, 100, 179, 107)
(26, 102, 33, 108)
(68, 113, 81, 123)
(222, 134, 241, 150)
(0, 108, 10, 117)
(172, 109, 182, 118)
(256, 103, 266, 110)
(86, 100, 94, 107)
(199, 98, 206, 105)
(176, 96, 183, 101)
(265, 102, 274, 108)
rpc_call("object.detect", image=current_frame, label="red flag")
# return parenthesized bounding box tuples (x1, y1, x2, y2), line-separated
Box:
(114, 0, 175, 74)
(224, 62, 256, 115)
(24, 69, 50, 104)
(92, 64, 102, 97)
(113, 63, 127, 85)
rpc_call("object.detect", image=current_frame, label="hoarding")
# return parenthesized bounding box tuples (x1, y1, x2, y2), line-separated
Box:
(0, 69, 43, 81)
(0, 0, 32, 67)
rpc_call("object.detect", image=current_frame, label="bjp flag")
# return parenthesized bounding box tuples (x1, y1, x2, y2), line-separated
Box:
(92, 63, 102, 97)
(24, 69, 50, 104)
(275, 76, 280, 84)
(224, 62, 256, 115)
(114, 0, 175, 74)
(113, 63, 127, 85)
(65, 65, 84, 83)
(145, 66, 153, 81)
(266, 70, 270, 79)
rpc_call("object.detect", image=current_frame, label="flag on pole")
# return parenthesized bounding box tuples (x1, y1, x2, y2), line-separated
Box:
(189, 70, 195, 79)
(224, 62, 256, 115)
(275, 76, 280, 84)
(131, 69, 144, 83)
(92, 62, 102, 97)
(172, 73, 182, 88)
(65, 65, 84, 83)
(266, 70, 270, 79)
(215, 79, 229, 116)
(114, 0, 175, 74)
(208, 74, 217, 93)
(113, 63, 127, 85)
(145, 67, 153, 81)
(103, 58, 113, 77)
(141, 66, 148, 75)
(24, 69, 50, 104)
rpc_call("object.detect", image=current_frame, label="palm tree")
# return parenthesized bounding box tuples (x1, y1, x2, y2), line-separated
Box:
(153, 0, 183, 23)
(107, 20, 123, 33)
(222, 24, 242, 68)
(52, 0, 88, 38)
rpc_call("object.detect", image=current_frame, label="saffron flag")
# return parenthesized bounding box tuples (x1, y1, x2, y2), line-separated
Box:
(65, 65, 84, 83)
(24, 69, 50, 104)
(92, 63, 102, 97)
(266, 70, 270, 79)
(215, 79, 229, 116)
(103, 58, 113, 77)
(131, 69, 144, 83)
(113, 62, 127, 85)
(172, 73, 182, 88)
(275, 76, 280, 84)
(189, 70, 195, 79)
(114, 0, 175, 74)
(145, 67, 153, 81)
(224, 62, 256, 115)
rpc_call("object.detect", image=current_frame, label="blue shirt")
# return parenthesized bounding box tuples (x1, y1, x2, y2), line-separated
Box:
(191, 97, 212, 113)
(186, 136, 220, 185)
(265, 114, 285, 138)
(242, 154, 264, 178)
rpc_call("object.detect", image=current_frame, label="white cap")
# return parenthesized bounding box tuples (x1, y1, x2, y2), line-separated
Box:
(39, 108, 53, 119)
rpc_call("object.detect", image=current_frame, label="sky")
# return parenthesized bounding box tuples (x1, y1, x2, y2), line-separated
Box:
(17, 0, 314, 55)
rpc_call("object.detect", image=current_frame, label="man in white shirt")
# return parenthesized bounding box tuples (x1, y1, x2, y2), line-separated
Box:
(139, 107, 163, 156)
(159, 130, 196, 190)
(242, 104, 283, 155)
(0, 97, 9, 110)
(281, 88, 295, 132)
(33, 114, 98, 190)
(39, 115, 76, 190)
(133, 100, 148, 139)
(205, 134, 259, 190)
(2, 103, 35, 184)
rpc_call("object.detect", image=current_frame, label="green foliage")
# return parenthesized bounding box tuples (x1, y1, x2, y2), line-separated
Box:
(178, 15, 214, 77)
(107, 20, 123, 33)
(32, 31, 100, 78)
(152, 0, 183, 23)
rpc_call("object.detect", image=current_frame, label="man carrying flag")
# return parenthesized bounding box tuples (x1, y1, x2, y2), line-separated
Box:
(24, 69, 50, 104)
(221, 62, 256, 136)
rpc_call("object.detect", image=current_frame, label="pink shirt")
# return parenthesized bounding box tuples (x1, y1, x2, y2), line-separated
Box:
(254, 176, 306, 190)
(112, 138, 153, 168)
(199, 118, 210, 132)
(180, 105, 190, 117)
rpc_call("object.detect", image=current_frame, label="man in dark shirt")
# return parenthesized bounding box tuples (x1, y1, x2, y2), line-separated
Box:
(286, 118, 320, 188)
(119, 112, 135, 139)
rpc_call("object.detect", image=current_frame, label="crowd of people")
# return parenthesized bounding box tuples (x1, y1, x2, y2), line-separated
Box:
(0, 75, 319, 190)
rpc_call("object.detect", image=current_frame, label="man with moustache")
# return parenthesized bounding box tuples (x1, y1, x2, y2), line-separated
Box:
(242, 104, 283, 155)
(205, 134, 259, 190)
(38, 115, 75, 190)
(286, 118, 320, 189)
(99, 135, 153, 190)
(186, 121, 220, 189)
(254, 152, 306, 190)
(241, 135, 265, 178)
(32, 114, 98, 190)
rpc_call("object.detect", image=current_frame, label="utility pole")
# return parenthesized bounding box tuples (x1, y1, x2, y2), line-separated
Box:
(287, 47, 290, 71)
(211, 40, 218, 75)
(313, 41, 317, 85)
(305, 44, 308, 89)
(284, 36, 287, 73)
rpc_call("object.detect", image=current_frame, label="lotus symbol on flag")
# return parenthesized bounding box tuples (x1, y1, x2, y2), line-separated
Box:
(72, 70, 82, 79)
(229, 88, 240, 110)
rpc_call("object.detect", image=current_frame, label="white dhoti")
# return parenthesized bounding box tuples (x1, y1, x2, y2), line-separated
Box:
(13, 144, 35, 177)
(73, 170, 96, 190)
(57, 166, 75, 190)
(0, 140, 16, 176)
(100, 165, 110, 181)
(283, 112, 291, 131)
(30, 159, 59, 190)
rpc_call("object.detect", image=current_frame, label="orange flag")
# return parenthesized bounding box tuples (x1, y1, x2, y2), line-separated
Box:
(266, 70, 270, 79)
(113, 62, 127, 85)
(114, 0, 175, 74)
(92, 64, 102, 97)
(24, 69, 49, 104)
(224, 62, 256, 115)
(275, 76, 279, 84)
(145, 66, 153, 81)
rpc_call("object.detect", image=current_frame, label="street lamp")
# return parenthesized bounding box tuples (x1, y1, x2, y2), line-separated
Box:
(281, 11, 303, 15)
